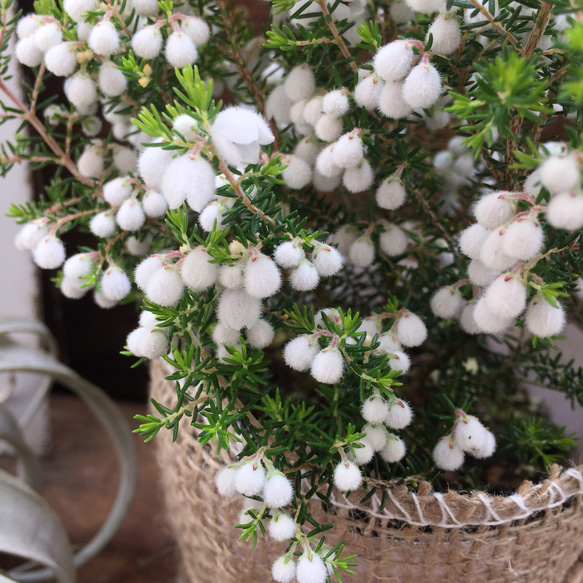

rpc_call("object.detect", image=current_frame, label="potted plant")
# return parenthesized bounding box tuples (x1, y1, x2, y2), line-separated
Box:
(3, 0, 583, 580)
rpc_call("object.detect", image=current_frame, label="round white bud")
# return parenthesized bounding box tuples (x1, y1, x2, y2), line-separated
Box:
(503, 220, 544, 260)
(138, 143, 173, 189)
(282, 155, 312, 189)
(315, 113, 343, 142)
(16, 35, 44, 67)
(343, 159, 374, 193)
(246, 319, 275, 349)
(181, 16, 210, 47)
(396, 311, 427, 347)
(546, 192, 583, 231)
(312, 244, 343, 277)
(378, 81, 412, 119)
(65, 74, 97, 111)
(385, 399, 413, 429)
(116, 199, 145, 231)
(388, 351, 411, 374)
(402, 62, 442, 109)
(17, 15, 40, 39)
(272, 556, 296, 583)
(311, 348, 344, 384)
(350, 438, 374, 466)
(235, 461, 266, 497)
(63, 253, 93, 279)
(454, 415, 489, 453)
(380, 435, 406, 463)
(374, 40, 414, 82)
(333, 461, 362, 492)
(133, 0, 158, 16)
(315, 146, 343, 178)
(81, 116, 102, 137)
(284, 64, 316, 102)
(212, 322, 239, 347)
(361, 395, 389, 424)
(312, 170, 341, 192)
(283, 336, 319, 372)
(98, 62, 127, 97)
(132, 26, 163, 59)
(274, 241, 304, 269)
(354, 74, 383, 111)
(332, 132, 364, 169)
(428, 14, 461, 55)
(180, 246, 218, 291)
(322, 89, 349, 116)
(474, 192, 514, 229)
(470, 430, 496, 459)
(362, 423, 388, 451)
(294, 137, 320, 166)
(459, 223, 489, 259)
(376, 178, 406, 210)
(432, 437, 464, 471)
(460, 302, 481, 335)
(103, 177, 132, 207)
(479, 229, 519, 271)
(135, 256, 163, 291)
(142, 190, 168, 218)
(44, 42, 77, 77)
(89, 211, 116, 238)
(88, 21, 120, 56)
(302, 96, 323, 127)
(165, 32, 198, 68)
(145, 267, 184, 307)
(484, 275, 527, 320)
(525, 298, 566, 338)
(290, 261, 320, 291)
(472, 297, 513, 334)
(332, 225, 358, 256)
(539, 154, 580, 195)
(406, 0, 446, 14)
(430, 286, 464, 319)
(218, 263, 244, 289)
(100, 265, 131, 301)
(268, 514, 296, 542)
(348, 236, 375, 267)
(63, 0, 96, 21)
(265, 84, 294, 126)
(467, 258, 499, 287)
(378, 332, 401, 353)
(113, 147, 137, 174)
(217, 289, 262, 331)
(379, 225, 408, 256)
(263, 472, 293, 508)
(244, 254, 282, 298)
(215, 466, 238, 497)
(33, 236, 66, 269)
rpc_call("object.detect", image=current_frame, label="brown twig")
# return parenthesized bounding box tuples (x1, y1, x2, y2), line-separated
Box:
(316, 0, 358, 73)
(467, 0, 519, 48)
(521, 2, 552, 59)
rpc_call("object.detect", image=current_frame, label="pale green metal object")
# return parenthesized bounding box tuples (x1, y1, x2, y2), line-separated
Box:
(0, 321, 138, 582)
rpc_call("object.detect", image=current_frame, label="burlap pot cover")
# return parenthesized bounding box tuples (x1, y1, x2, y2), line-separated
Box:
(150, 360, 583, 583)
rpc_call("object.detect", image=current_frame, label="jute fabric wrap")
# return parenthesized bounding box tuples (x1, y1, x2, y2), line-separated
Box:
(150, 360, 583, 583)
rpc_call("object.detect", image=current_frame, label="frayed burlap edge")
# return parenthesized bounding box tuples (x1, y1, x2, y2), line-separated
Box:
(150, 359, 583, 583)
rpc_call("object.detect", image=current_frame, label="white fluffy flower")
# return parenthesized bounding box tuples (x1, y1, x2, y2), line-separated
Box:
(132, 26, 163, 59)
(142, 190, 168, 218)
(472, 297, 513, 334)
(180, 246, 218, 291)
(546, 192, 583, 231)
(312, 244, 343, 277)
(63, 252, 93, 279)
(290, 261, 320, 291)
(380, 435, 406, 463)
(104, 177, 132, 207)
(145, 267, 184, 307)
(385, 399, 413, 429)
(282, 155, 312, 189)
(15, 219, 48, 251)
(283, 336, 319, 372)
(274, 241, 304, 269)
(284, 64, 316, 102)
(539, 154, 580, 195)
(396, 311, 427, 347)
(460, 302, 481, 335)
(263, 472, 293, 508)
(388, 351, 411, 374)
(133, 0, 158, 16)
(211, 107, 274, 167)
(374, 40, 414, 81)
(245, 254, 282, 298)
(474, 192, 514, 229)
(432, 437, 464, 471)
(113, 147, 137, 174)
(272, 556, 296, 583)
(44, 42, 77, 77)
(376, 178, 406, 210)
(33, 236, 66, 269)
(315, 146, 342, 178)
(311, 348, 344, 384)
(484, 275, 527, 320)
(235, 461, 266, 496)
(332, 132, 364, 169)
(348, 236, 375, 267)
(480, 229, 519, 271)
(333, 461, 362, 492)
(315, 113, 343, 142)
(88, 21, 120, 56)
(16, 35, 44, 67)
(402, 61, 442, 109)
(138, 142, 173, 189)
(246, 319, 275, 348)
(361, 395, 389, 424)
(116, 199, 145, 231)
(470, 430, 496, 459)
(89, 211, 116, 238)
(63, 0, 96, 21)
(215, 466, 238, 497)
(100, 265, 131, 301)
(467, 258, 499, 287)
(65, 74, 97, 112)
(454, 414, 489, 453)
(217, 289, 262, 330)
(406, 0, 446, 13)
(430, 286, 464, 319)
(265, 84, 294, 125)
(269, 514, 296, 542)
(161, 155, 216, 211)
(350, 438, 374, 466)
(322, 89, 350, 116)
(343, 159, 374, 193)
(503, 220, 544, 260)
(362, 423, 388, 451)
(354, 73, 383, 111)
(379, 225, 408, 256)
(428, 14, 462, 55)
(181, 16, 210, 47)
(135, 256, 163, 291)
(378, 81, 412, 119)
(525, 297, 566, 338)
(165, 31, 198, 68)
(98, 62, 127, 97)
(459, 223, 489, 259)
(218, 263, 244, 289)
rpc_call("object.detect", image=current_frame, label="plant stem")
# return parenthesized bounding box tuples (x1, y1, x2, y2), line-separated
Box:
(316, 0, 358, 73)
(466, 0, 519, 48)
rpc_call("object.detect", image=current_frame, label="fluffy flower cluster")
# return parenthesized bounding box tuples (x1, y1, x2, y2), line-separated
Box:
(432, 410, 496, 471)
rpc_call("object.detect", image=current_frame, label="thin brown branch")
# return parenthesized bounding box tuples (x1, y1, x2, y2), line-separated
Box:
(316, 0, 358, 73)
(521, 2, 552, 59)
(467, 0, 519, 48)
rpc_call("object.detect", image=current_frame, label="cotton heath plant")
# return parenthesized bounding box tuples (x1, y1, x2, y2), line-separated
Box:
(3, 0, 583, 578)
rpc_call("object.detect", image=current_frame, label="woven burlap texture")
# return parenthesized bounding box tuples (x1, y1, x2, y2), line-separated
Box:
(150, 360, 583, 583)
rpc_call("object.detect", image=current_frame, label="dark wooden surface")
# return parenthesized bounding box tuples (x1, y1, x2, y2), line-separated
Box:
(1, 394, 180, 583)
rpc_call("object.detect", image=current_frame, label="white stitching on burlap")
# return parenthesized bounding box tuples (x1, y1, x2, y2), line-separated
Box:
(325, 468, 583, 528)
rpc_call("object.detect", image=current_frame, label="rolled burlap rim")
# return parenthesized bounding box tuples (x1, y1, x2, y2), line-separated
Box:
(150, 359, 583, 583)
